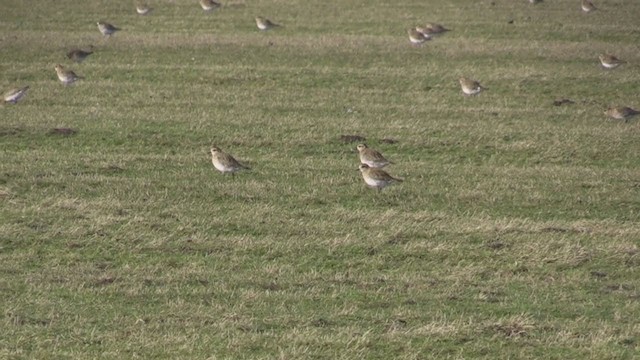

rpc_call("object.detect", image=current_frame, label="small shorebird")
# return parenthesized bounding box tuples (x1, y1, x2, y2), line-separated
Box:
(255, 16, 280, 31)
(416, 23, 450, 36)
(136, 3, 153, 15)
(358, 164, 403, 191)
(210, 146, 250, 177)
(67, 48, 93, 63)
(356, 144, 393, 168)
(459, 77, 485, 96)
(97, 21, 121, 36)
(200, 0, 221, 11)
(408, 28, 430, 45)
(581, 0, 596, 12)
(604, 106, 639, 122)
(2, 86, 29, 104)
(55, 64, 82, 85)
(599, 54, 626, 69)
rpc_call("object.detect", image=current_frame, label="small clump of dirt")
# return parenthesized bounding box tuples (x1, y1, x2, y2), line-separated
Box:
(49, 127, 77, 136)
(339, 134, 366, 143)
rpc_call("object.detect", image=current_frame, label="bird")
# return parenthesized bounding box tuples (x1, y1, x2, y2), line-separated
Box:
(604, 106, 639, 122)
(210, 146, 250, 176)
(2, 86, 29, 105)
(599, 54, 626, 69)
(356, 144, 393, 168)
(200, 0, 221, 12)
(408, 28, 430, 45)
(97, 21, 121, 37)
(54, 64, 82, 85)
(358, 164, 403, 191)
(529, 0, 543, 4)
(66, 48, 93, 63)
(417, 23, 450, 35)
(459, 77, 485, 96)
(255, 16, 280, 31)
(581, 0, 596, 12)
(136, 3, 153, 15)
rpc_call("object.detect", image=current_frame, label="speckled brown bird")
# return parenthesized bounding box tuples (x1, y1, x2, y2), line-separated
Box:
(55, 64, 82, 85)
(604, 106, 639, 122)
(2, 86, 29, 104)
(357, 144, 393, 168)
(599, 54, 626, 69)
(210, 146, 250, 176)
(358, 164, 403, 191)
(459, 77, 485, 96)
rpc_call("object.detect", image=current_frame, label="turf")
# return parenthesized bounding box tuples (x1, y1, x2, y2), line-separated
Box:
(1, 0, 639, 358)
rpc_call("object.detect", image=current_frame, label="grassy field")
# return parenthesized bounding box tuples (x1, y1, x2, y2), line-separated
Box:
(1, 0, 639, 358)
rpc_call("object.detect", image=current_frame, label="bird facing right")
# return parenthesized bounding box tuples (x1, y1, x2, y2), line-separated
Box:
(255, 16, 280, 31)
(358, 164, 403, 191)
(54, 64, 82, 85)
(210, 146, 250, 176)
(2, 86, 29, 105)
(599, 54, 626, 69)
(356, 143, 393, 168)
(604, 106, 639, 122)
(459, 77, 485, 96)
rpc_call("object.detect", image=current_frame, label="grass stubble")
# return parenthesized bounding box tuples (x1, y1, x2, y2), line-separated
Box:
(1, 0, 639, 358)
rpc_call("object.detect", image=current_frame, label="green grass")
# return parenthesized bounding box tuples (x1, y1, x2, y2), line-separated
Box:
(1, 0, 639, 358)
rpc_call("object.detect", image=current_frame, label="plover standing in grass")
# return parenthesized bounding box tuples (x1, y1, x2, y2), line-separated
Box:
(255, 17, 280, 31)
(97, 21, 121, 37)
(581, 0, 596, 12)
(599, 54, 626, 69)
(459, 77, 485, 96)
(417, 23, 450, 35)
(136, 3, 153, 15)
(356, 144, 393, 169)
(2, 86, 29, 104)
(200, 0, 221, 12)
(408, 28, 430, 45)
(604, 106, 639, 122)
(358, 164, 403, 191)
(67, 48, 93, 63)
(210, 146, 250, 176)
(55, 64, 82, 85)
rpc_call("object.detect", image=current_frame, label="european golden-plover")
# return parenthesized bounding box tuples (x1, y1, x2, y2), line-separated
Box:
(2, 86, 29, 104)
(210, 146, 250, 176)
(97, 21, 120, 36)
(417, 23, 450, 35)
(581, 0, 596, 12)
(358, 164, 403, 191)
(408, 28, 430, 45)
(599, 54, 625, 69)
(200, 0, 221, 11)
(67, 48, 93, 63)
(604, 106, 639, 122)
(356, 144, 393, 168)
(255, 16, 280, 31)
(459, 77, 485, 96)
(55, 64, 82, 85)
(136, 3, 153, 15)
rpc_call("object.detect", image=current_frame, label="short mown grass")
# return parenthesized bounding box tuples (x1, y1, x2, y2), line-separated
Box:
(1, 0, 639, 358)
